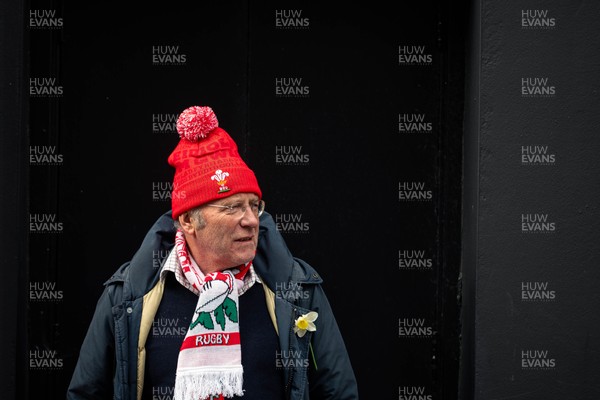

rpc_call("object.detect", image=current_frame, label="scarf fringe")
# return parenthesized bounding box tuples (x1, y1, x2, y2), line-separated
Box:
(174, 367, 244, 399)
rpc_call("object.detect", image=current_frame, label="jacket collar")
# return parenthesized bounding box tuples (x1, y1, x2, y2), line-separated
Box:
(122, 210, 176, 299)
(253, 212, 322, 291)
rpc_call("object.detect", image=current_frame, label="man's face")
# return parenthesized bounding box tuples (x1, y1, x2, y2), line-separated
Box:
(188, 192, 260, 273)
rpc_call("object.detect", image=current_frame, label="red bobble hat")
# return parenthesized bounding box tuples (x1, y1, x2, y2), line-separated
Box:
(168, 105, 262, 219)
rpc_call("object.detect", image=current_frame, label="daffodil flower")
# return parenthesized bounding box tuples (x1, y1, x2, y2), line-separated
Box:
(293, 311, 318, 337)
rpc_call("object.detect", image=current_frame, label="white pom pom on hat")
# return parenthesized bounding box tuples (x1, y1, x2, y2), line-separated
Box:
(176, 105, 220, 142)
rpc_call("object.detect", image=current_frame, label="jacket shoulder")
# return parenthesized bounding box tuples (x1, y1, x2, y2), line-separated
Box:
(102, 210, 176, 300)
(256, 212, 324, 287)
(291, 257, 323, 285)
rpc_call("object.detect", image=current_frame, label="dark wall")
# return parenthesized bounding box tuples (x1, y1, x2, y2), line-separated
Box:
(461, 1, 600, 399)
(0, 1, 28, 400)
(19, 1, 466, 399)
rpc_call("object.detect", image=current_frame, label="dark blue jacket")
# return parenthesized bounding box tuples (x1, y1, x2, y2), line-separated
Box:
(66, 211, 359, 399)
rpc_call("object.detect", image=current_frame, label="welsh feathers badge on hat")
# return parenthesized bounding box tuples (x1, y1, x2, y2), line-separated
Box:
(167, 106, 262, 219)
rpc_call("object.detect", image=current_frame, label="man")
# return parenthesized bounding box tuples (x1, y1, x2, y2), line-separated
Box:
(67, 105, 359, 400)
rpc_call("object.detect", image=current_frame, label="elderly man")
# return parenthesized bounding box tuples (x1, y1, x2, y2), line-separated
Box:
(67, 106, 359, 400)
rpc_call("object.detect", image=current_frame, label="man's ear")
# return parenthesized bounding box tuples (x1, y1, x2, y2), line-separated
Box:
(178, 212, 196, 235)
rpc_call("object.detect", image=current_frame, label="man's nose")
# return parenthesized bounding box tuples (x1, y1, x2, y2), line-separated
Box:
(239, 207, 259, 227)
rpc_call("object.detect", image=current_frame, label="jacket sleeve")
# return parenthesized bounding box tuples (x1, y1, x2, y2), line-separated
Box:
(308, 284, 359, 399)
(66, 283, 120, 400)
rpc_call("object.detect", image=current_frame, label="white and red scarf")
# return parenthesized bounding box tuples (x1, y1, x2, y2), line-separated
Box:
(173, 230, 251, 400)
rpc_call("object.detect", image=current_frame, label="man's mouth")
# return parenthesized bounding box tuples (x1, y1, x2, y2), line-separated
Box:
(235, 237, 253, 242)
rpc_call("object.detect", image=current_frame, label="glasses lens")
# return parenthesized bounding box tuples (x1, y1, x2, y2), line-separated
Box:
(257, 200, 265, 217)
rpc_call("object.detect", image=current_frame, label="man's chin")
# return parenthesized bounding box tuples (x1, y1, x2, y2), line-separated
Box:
(240, 253, 256, 265)
(229, 250, 256, 267)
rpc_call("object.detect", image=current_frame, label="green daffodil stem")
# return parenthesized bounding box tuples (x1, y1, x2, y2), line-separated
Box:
(309, 342, 318, 371)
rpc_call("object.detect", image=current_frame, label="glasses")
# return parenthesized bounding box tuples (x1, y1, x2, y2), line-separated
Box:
(205, 199, 265, 217)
